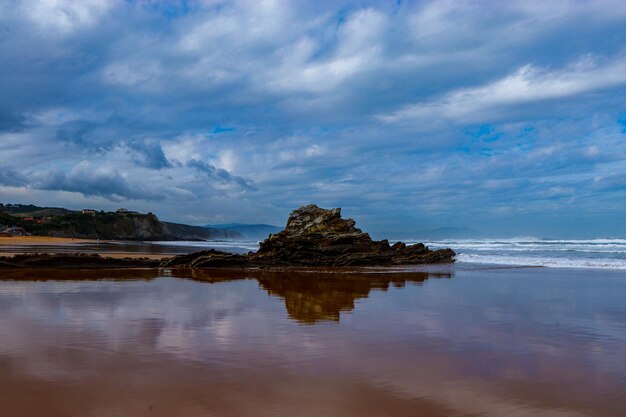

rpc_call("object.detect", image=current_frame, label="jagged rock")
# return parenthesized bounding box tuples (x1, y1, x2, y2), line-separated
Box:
(0, 253, 160, 268)
(160, 249, 249, 268)
(162, 204, 456, 268)
(250, 204, 454, 266)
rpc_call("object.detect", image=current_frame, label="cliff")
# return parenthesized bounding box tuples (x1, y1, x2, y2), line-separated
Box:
(17, 211, 240, 240)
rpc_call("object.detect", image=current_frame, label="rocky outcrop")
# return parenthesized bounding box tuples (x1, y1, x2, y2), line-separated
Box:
(161, 204, 456, 268)
(250, 204, 455, 266)
(160, 249, 249, 268)
(0, 253, 160, 268)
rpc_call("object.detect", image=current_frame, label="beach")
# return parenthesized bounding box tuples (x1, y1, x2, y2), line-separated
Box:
(0, 236, 96, 245)
(0, 236, 187, 259)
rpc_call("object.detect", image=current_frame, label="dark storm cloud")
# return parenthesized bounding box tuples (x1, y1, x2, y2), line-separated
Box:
(125, 139, 172, 170)
(0, 168, 28, 188)
(187, 159, 255, 191)
(35, 165, 161, 201)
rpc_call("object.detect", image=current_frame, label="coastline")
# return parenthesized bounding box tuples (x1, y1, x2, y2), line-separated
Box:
(0, 236, 97, 246)
(0, 205, 456, 269)
(3, 237, 626, 271)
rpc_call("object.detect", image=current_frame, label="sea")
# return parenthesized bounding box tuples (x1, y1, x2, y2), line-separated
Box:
(150, 237, 626, 270)
(420, 237, 626, 269)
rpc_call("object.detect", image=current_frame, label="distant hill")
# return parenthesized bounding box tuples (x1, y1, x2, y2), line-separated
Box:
(0, 203, 70, 217)
(163, 222, 239, 240)
(1, 203, 239, 240)
(205, 223, 281, 240)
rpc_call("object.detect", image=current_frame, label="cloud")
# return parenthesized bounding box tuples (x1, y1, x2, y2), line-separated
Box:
(187, 159, 256, 191)
(21, 0, 114, 34)
(35, 163, 161, 201)
(0, 168, 28, 188)
(0, 107, 25, 132)
(1, 0, 626, 235)
(378, 55, 626, 124)
(124, 138, 172, 170)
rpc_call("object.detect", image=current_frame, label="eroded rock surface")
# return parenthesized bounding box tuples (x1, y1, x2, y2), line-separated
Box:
(0, 253, 160, 269)
(160, 249, 248, 268)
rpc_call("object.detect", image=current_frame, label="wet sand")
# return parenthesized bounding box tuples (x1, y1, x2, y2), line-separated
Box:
(0, 236, 96, 246)
(0, 236, 182, 259)
(0, 266, 624, 416)
(0, 251, 170, 260)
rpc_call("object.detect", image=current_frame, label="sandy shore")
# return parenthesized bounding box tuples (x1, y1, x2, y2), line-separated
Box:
(0, 236, 97, 246)
(0, 236, 174, 260)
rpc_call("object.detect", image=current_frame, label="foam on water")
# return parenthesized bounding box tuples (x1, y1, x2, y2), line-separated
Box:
(150, 239, 261, 252)
(454, 253, 626, 269)
(411, 238, 626, 270)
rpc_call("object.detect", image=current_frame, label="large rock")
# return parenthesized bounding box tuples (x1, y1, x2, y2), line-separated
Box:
(250, 204, 454, 266)
(161, 204, 456, 268)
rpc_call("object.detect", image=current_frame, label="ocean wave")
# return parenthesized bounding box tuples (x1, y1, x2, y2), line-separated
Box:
(150, 240, 260, 251)
(415, 238, 626, 245)
(455, 253, 626, 269)
(398, 237, 626, 270)
(422, 244, 626, 253)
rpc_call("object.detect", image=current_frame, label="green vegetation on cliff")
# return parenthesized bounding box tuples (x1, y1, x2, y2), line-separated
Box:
(0, 204, 238, 240)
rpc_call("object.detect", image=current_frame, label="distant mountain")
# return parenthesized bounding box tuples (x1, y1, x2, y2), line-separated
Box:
(162, 221, 241, 240)
(205, 223, 281, 240)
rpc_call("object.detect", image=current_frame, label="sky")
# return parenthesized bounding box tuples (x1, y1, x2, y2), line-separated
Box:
(1, 0, 626, 238)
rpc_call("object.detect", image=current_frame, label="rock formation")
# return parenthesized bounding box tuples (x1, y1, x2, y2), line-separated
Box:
(161, 204, 455, 268)
(0, 253, 160, 269)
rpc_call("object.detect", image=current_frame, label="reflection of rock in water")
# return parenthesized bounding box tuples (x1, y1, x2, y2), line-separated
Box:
(0, 266, 452, 324)
(172, 267, 453, 323)
(255, 270, 453, 324)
